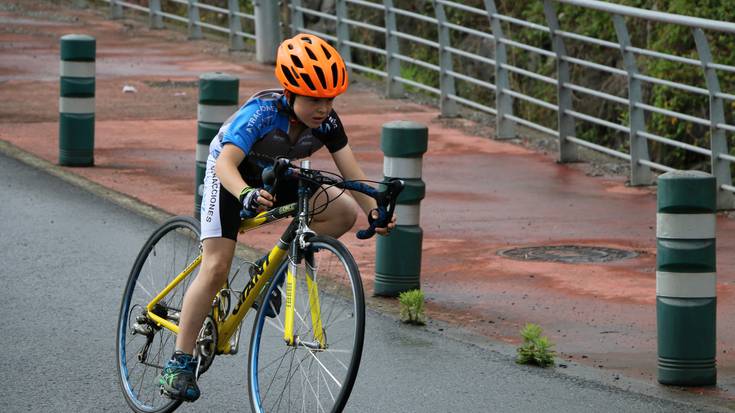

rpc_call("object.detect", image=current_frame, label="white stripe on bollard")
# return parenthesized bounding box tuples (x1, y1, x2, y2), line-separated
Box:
(60, 61, 95, 77)
(59, 97, 95, 114)
(395, 204, 420, 226)
(196, 144, 210, 163)
(383, 156, 422, 179)
(656, 213, 716, 239)
(198, 104, 238, 124)
(656, 271, 717, 298)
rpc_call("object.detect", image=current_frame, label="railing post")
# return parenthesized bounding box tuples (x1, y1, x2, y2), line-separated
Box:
(613, 15, 653, 185)
(434, 0, 458, 117)
(335, 0, 352, 75)
(483, 0, 514, 139)
(656, 171, 717, 386)
(384, 0, 403, 98)
(693, 29, 734, 210)
(196, 73, 240, 219)
(188, 0, 203, 40)
(149, 0, 164, 29)
(109, 0, 122, 19)
(254, 0, 280, 63)
(59, 34, 96, 167)
(543, 0, 578, 162)
(228, 0, 245, 51)
(375, 121, 427, 296)
(290, 0, 305, 35)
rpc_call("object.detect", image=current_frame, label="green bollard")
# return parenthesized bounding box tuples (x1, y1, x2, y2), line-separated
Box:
(374, 121, 427, 296)
(196, 72, 239, 219)
(657, 170, 717, 386)
(59, 34, 95, 166)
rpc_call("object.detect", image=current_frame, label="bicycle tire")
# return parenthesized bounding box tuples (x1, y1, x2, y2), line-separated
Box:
(117, 216, 201, 413)
(248, 235, 365, 413)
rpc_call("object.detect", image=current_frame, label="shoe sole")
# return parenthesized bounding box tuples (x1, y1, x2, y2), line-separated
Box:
(159, 384, 199, 403)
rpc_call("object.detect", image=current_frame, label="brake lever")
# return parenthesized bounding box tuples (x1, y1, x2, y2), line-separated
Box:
(241, 157, 292, 219)
(356, 179, 404, 240)
(262, 157, 290, 193)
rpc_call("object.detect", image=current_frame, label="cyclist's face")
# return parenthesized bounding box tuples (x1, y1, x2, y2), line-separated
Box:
(293, 95, 334, 128)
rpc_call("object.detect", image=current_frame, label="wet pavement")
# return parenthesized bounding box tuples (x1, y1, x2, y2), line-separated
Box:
(2, 1, 735, 408)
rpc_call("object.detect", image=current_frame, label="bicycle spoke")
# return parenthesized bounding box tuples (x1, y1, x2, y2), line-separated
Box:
(295, 355, 328, 412)
(322, 348, 350, 372)
(319, 365, 337, 403)
(271, 349, 300, 411)
(134, 281, 154, 300)
(321, 311, 354, 331)
(304, 348, 342, 388)
(261, 349, 293, 399)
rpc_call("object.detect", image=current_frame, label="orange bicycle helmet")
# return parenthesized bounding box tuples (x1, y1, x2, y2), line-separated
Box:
(275, 34, 348, 98)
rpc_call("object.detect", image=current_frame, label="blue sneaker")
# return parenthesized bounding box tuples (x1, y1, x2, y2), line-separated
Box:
(159, 351, 200, 402)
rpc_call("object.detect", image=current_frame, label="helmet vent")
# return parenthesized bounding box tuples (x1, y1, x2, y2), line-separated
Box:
(341, 68, 346, 86)
(280, 65, 299, 87)
(304, 46, 317, 61)
(291, 55, 304, 69)
(301, 36, 312, 44)
(314, 66, 327, 89)
(301, 73, 316, 91)
(321, 45, 332, 59)
(330, 63, 338, 88)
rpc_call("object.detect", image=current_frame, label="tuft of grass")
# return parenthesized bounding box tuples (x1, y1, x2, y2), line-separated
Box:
(398, 289, 426, 325)
(516, 323, 556, 367)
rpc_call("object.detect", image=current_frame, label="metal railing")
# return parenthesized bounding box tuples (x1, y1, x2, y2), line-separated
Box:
(101, 0, 735, 209)
(289, 0, 735, 209)
(105, 0, 257, 53)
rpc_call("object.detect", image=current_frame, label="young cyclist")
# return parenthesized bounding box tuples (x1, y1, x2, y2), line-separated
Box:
(158, 34, 397, 402)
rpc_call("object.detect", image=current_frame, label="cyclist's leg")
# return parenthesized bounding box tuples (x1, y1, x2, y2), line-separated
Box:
(160, 237, 235, 401)
(309, 184, 358, 237)
(175, 237, 236, 354)
(158, 153, 247, 402)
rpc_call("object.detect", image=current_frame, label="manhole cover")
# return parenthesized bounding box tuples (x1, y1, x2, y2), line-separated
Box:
(498, 245, 637, 264)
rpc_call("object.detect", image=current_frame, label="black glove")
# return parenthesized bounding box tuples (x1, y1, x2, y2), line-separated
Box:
(239, 187, 263, 216)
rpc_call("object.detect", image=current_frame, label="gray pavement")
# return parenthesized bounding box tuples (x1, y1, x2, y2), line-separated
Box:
(0, 143, 725, 412)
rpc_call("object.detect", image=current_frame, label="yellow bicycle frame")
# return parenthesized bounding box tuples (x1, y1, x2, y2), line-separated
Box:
(144, 207, 325, 354)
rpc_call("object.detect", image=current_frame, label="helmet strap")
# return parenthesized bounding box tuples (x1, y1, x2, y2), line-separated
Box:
(283, 90, 303, 126)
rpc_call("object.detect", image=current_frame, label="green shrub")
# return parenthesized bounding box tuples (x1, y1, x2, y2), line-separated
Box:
(516, 323, 556, 368)
(398, 289, 426, 325)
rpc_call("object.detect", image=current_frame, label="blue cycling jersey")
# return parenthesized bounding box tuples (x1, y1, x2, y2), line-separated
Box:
(200, 89, 349, 239)
(208, 89, 348, 187)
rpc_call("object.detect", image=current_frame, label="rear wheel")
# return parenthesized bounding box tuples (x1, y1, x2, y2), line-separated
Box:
(248, 235, 365, 413)
(116, 216, 202, 413)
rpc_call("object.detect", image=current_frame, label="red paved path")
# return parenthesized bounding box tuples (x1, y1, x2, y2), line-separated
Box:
(2, 1, 735, 405)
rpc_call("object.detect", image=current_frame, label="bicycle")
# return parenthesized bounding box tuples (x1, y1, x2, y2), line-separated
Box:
(116, 157, 404, 413)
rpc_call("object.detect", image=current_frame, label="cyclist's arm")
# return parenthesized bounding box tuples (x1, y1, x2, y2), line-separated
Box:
(331, 144, 396, 235)
(216, 144, 275, 209)
(215, 144, 248, 198)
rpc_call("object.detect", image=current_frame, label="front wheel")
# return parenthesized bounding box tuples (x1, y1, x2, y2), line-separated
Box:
(248, 235, 365, 413)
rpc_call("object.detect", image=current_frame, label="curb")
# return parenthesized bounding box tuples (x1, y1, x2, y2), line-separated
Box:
(0, 139, 170, 224)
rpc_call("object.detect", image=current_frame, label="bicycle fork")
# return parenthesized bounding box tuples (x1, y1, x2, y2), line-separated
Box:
(283, 255, 326, 350)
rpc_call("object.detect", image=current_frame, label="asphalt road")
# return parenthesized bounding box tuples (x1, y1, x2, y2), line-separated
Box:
(0, 151, 721, 412)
